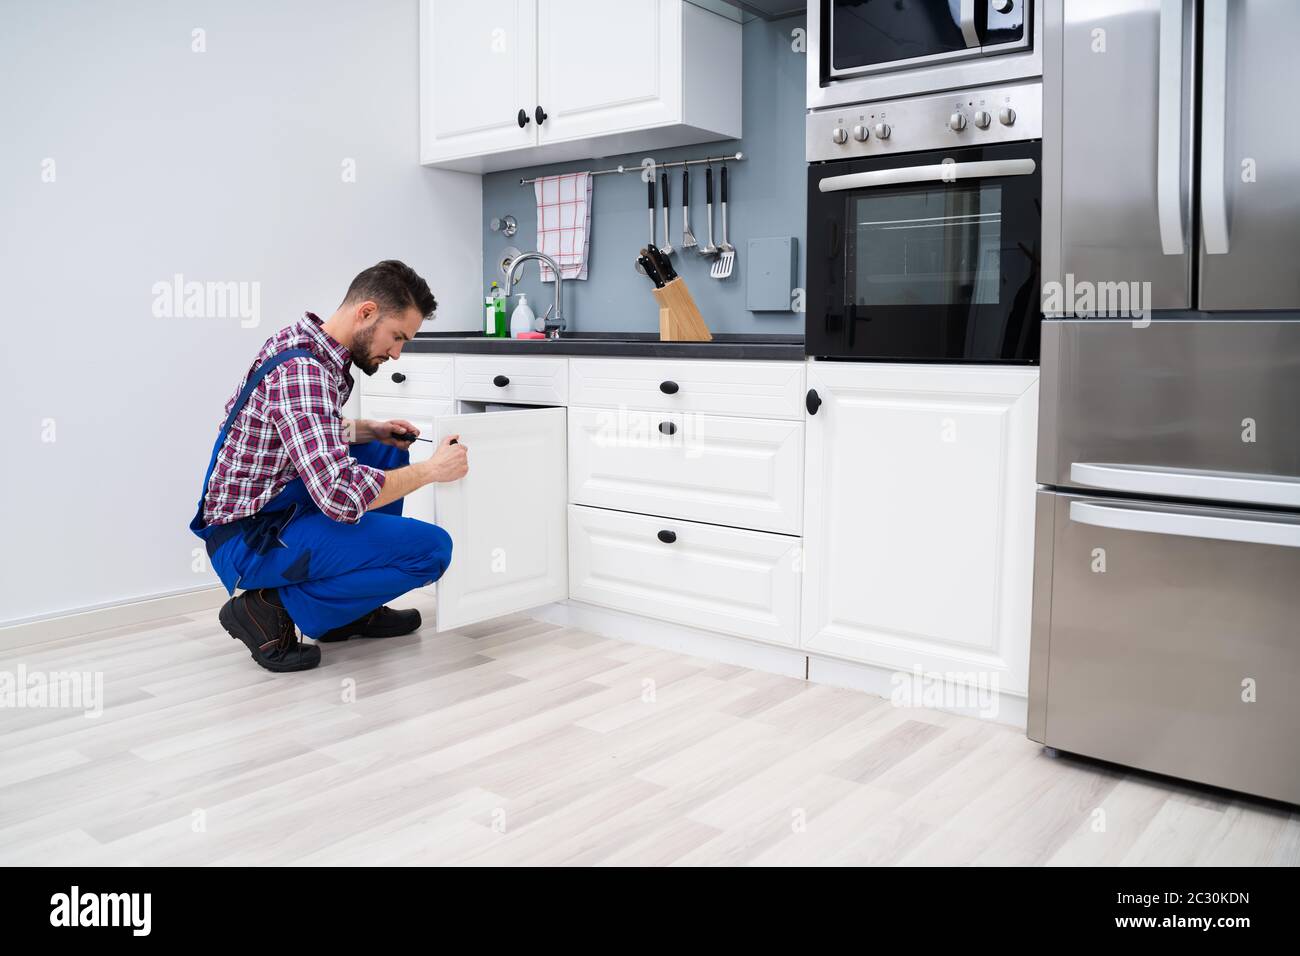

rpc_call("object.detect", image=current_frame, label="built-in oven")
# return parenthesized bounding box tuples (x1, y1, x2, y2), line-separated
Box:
(805, 82, 1042, 363)
(809, 0, 1042, 110)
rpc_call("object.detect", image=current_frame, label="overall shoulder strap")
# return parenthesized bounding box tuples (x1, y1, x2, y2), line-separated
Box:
(193, 347, 317, 534)
(217, 347, 315, 438)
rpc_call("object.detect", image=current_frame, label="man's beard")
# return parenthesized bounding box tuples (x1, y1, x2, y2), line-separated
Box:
(351, 323, 382, 376)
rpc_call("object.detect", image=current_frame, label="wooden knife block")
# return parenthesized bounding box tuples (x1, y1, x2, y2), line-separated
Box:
(653, 277, 712, 342)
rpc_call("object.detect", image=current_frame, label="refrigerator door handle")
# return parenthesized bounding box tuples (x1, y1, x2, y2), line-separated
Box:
(1069, 501, 1300, 549)
(1157, 0, 1186, 255)
(1071, 462, 1300, 509)
(1201, 0, 1231, 255)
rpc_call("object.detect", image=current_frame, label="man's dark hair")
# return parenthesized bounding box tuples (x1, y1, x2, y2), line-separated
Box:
(342, 259, 437, 319)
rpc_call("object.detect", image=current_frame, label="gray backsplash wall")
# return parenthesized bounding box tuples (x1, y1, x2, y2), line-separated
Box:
(481, 12, 807, 336)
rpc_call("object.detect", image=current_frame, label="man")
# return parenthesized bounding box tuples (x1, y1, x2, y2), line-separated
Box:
(189, 260, 468, 672)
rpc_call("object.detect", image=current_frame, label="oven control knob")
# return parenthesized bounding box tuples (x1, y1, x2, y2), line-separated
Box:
(999, 107, 1017, 126)
(948, 112, 966, 132)
(874, 122, 891, 139)
(851, 124, 870, 142)
(973, 110, 992, 129)
(831, 126, 849, 145)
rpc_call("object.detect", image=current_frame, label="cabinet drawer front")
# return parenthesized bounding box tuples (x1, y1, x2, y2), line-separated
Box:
(568, 505, 801, 647)
(455, 354, 567, 405)
(568, 358, 806, 420)
(568, 406, 804, 534)
(360, 353, 454, 401)
(1038, 491, 1300, 805)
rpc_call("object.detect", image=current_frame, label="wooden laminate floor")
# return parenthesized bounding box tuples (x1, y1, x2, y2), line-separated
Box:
(2, 590, 1297, 866)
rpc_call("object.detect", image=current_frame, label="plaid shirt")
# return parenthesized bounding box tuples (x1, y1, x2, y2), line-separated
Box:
(202, 313, 385, 526)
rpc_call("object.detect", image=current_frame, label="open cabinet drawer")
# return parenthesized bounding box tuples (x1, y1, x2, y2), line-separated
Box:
(431, 405, 567, 632)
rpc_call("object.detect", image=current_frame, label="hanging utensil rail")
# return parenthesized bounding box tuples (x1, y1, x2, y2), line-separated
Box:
(518, 151, 744, 185)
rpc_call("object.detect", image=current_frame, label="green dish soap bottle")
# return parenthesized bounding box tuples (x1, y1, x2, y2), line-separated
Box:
(484, 282, 508, 337)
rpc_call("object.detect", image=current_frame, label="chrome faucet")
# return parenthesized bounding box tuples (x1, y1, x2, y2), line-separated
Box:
(504, 251, 566, 338)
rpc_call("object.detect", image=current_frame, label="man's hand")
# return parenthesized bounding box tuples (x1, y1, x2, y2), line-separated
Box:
(424, 434, 468, 483)
(371, 418, 422, 447)
(366, 435, 468, 512)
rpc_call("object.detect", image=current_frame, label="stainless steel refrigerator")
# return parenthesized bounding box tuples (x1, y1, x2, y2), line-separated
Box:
(1030, 0, 1300, 806)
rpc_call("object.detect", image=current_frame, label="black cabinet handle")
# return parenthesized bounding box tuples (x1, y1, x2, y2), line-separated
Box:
(806, 388, 822, 415)
(534, 105, 547, 126)
(493, 374, 510, 387)
(659, 380, 679, 394)
(658, 421, 676, 436)
(517, 108, 529, 128)
(657, 530, 677, 544)
(391, 372, 406, 383)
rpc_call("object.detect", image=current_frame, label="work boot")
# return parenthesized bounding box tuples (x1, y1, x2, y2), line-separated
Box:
(317, 606, 422, 643)
(219, 588, 321, 672)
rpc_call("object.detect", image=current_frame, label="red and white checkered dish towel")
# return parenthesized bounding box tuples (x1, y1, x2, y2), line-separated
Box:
(534, 171, 593, 281)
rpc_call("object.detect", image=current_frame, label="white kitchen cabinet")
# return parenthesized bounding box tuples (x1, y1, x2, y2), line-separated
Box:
(567, 405, 804, 534)
(454, 354, 567, 405)
(418, 0, 537, 164)
(567, 357, 806, 420)
(568, 504, 802, 647)
(799, 363, 1039, 695)
(362, 353, 454, 402)
(432, 406, 568, 631)
(419, 0, 741, 172)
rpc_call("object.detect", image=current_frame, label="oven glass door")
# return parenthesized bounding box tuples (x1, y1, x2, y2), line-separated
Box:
(824, 0, 1027, 81)
(806, 141, 1041, 362)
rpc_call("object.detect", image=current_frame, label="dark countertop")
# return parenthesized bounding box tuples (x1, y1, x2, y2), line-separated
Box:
(408, 331, 806, 361)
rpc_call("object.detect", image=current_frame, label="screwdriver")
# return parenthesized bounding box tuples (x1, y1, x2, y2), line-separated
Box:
(390, 432, 458, 445)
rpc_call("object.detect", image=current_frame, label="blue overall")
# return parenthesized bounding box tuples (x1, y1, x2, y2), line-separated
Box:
(189, 349, 453, 638)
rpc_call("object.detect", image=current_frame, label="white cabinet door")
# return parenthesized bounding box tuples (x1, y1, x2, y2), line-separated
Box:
(535, 0, 681, 144)
(433, 407, 567, 631)
(800, 364, 1039, 695)
(419, 0, 537, 164)
(358, 396, 452, 527)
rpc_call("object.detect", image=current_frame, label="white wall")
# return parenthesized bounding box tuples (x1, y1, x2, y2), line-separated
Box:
(0, 0, 483, 626)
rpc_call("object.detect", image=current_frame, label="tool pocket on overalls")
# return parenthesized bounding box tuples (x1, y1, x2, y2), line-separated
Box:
(241, 503, 300, 557)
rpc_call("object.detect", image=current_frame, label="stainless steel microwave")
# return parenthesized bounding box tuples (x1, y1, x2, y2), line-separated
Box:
(809, 0, 1042, 109)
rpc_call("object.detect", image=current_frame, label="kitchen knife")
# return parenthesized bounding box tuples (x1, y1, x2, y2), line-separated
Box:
(647, 243, 678, 282)
(637, 253, 664, 288)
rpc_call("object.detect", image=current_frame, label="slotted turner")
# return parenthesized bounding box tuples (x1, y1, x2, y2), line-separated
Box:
(710, 165, 735, 279)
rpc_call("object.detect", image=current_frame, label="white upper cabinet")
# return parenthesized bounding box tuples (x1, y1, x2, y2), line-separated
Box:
(799, 364, 1039, 696)
(432, 406, 568, 631)
(419, 0, 537, 164)
(420, 0, 741, 172)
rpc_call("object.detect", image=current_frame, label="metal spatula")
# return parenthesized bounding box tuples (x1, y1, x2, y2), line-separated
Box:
(710, 165, 735, 278)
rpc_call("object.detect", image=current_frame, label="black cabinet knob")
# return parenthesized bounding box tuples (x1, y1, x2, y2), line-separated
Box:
(390, 372, 406, 383)
(657, 530, 677, 544)
(517, 108, 529, 128)
(806, 388, 822, 415)
(658, 421, 677, 436)
(535, 105, 547, 125)
(659, 380, 679, 394)
(493, 374, 510, 387)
